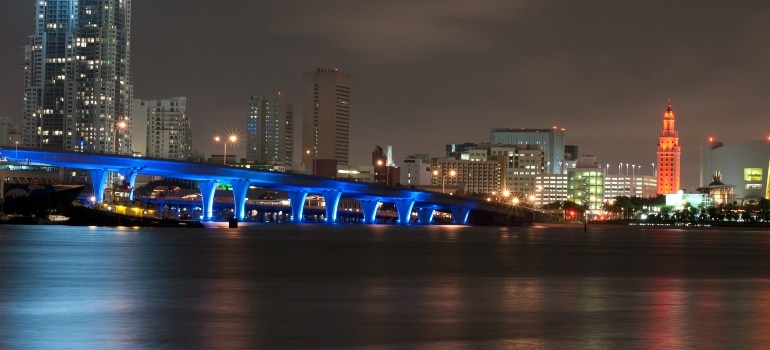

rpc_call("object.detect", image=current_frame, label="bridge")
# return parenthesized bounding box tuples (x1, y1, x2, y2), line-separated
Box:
(2, 148, 541, 225)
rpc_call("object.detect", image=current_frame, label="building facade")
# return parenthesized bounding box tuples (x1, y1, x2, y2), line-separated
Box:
(398, 155, 432, 186)
(656, 100, 681, 194)
(699, 139, 770, 204)
(432, 158, 502, 195)
(301, 68, 351, 168)
(132, 98, 192, 160)
(23, 0, 133, 154)
(246, 93, 294, 165)
(490, 127, 565, 174)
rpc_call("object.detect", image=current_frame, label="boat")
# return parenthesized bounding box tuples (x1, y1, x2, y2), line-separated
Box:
(63, 205, 204, 227)
(3, 183, 85, 216)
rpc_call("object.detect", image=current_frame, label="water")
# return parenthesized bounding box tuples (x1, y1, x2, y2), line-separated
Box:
(2, 223, 770, 349)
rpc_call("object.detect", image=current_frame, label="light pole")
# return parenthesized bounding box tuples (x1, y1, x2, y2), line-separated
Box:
(433, 169, 456, 193)
(618, 163, 622, 175)
(652, 162, 655, 177)
(113, 121, 126, 154)
(214, 135, 238, 165)
(625, 163, 629, 175)
(14, 141, 18, 159)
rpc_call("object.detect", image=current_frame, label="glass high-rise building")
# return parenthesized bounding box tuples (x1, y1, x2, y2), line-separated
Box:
(301, 68, 351, 168)
(23, 0, 133, 154)
(246, 93, 294, 165)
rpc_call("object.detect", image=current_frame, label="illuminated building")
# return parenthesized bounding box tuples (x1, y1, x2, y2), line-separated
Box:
(246, 93, 294, 165)
(132, 98, 192, 160)
(490, 127, 565, 174)
(699, 139, 770, 204)
(23, 0, 133, 154)
(301, 68, 351, 168)
(567, 155, 604, 214)
(656, 100, 681, 194)
(432, 158, 502, 195)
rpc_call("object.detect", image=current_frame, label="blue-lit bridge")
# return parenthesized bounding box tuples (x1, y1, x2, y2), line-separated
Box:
(2, 148, 541, 225)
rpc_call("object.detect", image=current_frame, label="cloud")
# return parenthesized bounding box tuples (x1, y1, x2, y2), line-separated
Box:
(271, 0, 531, 63)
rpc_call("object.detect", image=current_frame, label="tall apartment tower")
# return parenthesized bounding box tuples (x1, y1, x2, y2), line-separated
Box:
(246, 93, 294, 165)
(23, 0, 133, 154)
(301, 68, 351, 168)
(132, 98, 192, 160)
(656, 100, 681, 194)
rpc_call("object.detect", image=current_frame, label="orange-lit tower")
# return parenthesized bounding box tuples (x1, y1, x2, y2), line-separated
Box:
(656, 99, 681, 194)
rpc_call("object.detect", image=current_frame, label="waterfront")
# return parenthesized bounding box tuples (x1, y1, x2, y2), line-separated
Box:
(2, 223, 770, 349)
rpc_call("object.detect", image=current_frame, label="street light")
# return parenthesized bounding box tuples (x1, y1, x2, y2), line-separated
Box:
(214, 134, 238, 165)
(652, 162, 655, 177)
(114, 121, 126, 154)
(433, 169, 457, 193)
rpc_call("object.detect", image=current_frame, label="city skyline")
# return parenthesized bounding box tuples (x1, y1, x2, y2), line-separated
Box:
(2, 1, 770, 189)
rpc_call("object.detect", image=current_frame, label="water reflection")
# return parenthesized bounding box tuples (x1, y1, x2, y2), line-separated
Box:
(2, 224, 770, 348)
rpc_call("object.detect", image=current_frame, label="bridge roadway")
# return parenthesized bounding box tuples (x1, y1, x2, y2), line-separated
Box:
(3, 148, 537, 225)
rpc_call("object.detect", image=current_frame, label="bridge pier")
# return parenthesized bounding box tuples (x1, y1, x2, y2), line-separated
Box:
(230, 179, 250, 221)
(322, 190, 342, 223)
(118, 168, 140, 201)
(394, 199, 415, 225)
(417, 207, 435, 225)
(199, 180, 217, 221)
(360, 199, 381, 224)
(451, 207, 471, 225)
(288, 191, 308, 223)
(89, 169, 110, 204)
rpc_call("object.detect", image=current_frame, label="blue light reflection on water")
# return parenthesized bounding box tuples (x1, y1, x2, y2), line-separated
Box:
(2, 223, 770, 348)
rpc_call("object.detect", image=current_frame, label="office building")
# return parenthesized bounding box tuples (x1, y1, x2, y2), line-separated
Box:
(398, 155, 433, 186)
(432, 158, 502, 195)
(699, 139, 770, 204)
(301, 68, 351, 169)
(132, 98, 192, 160)
(23, 0, 133, 154)
(246, 93, 294, 165)
(567, 155, 605, 213)
(490, 127, 565, 174)
(656, 100, 681, 194)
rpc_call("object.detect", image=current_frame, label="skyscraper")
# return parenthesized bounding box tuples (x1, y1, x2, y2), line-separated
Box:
(246, 92, 294, 165)
(23, 0, 133, 154)
(301, 68, 351, 168)
(656, 100, 681, 194)
(132, 97, 192, 160)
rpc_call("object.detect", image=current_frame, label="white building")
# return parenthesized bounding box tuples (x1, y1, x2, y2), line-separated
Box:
(398, 156, 432, 186)
(432, 158, 502, 195)
(132, 98, 192, 160)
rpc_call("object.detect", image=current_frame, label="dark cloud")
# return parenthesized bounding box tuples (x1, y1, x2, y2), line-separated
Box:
(2, 0, 770, 189)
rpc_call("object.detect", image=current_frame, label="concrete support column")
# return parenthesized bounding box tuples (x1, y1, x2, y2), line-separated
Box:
(230, 179, 250, 221)
(322, 190, 342, 223)
(359, 199, 381, 224)
(394, 199, 415, 225)
(199, 180, 217, 221)
(451, 207, 471, 225)
(288, 191, 308, 223)
(118, 168, 140, 201)
(417, 208, 435, 225)
(89, 169, 110, 204)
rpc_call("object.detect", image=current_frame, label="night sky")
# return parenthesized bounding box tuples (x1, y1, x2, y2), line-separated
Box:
(2, 1, 770, 189)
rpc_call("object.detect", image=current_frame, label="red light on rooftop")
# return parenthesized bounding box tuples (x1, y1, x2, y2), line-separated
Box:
(708, 137, 714, 142)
